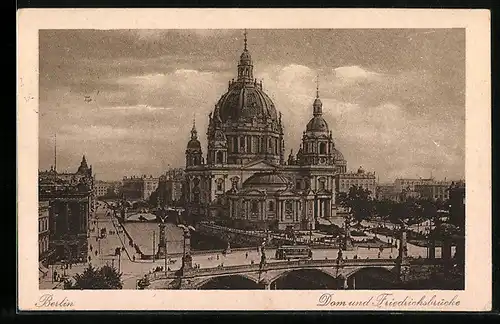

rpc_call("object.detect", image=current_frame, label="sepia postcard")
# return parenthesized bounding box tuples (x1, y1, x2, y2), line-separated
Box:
(17, 8, 491, 311)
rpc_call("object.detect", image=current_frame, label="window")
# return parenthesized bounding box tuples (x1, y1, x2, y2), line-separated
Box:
(240, 136, 245, 152)
(246, 136, 252, 153)
(296, 180, 302, 190)
(216, 179, 224, 192)
(318, 178, 326, 191)
(319, 142, 326, 154)
(216, 151, 224, 164)
(232, 137, 238, 153)
(268, 201, 275, 212)
(251, 201, 259, 213)
(252, 136, 259, 153)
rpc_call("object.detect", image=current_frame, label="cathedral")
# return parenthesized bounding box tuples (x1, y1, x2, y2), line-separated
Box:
(184, 31, 347, 231)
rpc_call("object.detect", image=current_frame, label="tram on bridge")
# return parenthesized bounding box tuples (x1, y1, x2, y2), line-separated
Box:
(275, 245, 312, 260)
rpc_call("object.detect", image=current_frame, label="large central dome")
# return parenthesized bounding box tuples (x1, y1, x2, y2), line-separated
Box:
(206, 30, 285, 166)
(215, 82, 277, 123)
(213, 30, 278, 124)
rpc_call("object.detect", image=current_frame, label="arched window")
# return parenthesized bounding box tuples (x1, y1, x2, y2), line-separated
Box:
(318, 177, 326, 191)
(232, 136, 238, 153)
(268, 201, 275, 212)
(246, 136, 252, 153)
(240, 136, 245, 152)
(216, 178, 224, 192)
(216, 151, 224, 164)
(260, 137, 265, 153)
(319, 142, 326, 154)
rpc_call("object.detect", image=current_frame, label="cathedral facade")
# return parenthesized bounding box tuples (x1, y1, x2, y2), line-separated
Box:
(184, 32, 347, 231)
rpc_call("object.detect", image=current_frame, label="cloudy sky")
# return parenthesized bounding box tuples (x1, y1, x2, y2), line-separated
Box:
(39, 29, 465, 182)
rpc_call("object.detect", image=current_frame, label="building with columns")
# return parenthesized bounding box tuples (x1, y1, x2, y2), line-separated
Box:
(38, 155, 94, 263)
(184, 31, 348, 230)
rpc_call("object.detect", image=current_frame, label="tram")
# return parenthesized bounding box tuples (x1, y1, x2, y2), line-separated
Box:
(275, 245, 312, 260)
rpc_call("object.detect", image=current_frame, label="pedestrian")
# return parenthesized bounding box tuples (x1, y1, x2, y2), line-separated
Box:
(88, 256, 91, 262)
(378, 252, 381, 258)
(245, 252, 248, 259)
(95, 250, 98, 256)
(90, 245, 93, 252)
(217, 254, 219, 260)
(133, 255, 136, 262)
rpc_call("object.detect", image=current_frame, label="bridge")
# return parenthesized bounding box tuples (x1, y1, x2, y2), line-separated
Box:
(144, 257, 427, 290)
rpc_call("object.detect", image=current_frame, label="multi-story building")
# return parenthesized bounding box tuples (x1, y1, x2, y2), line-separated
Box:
(414, 180, 452, 201)
(94, 181, 110, 197)
(375, 183, 398, 201)
(38, 201, 52, 265)
(157, 168, 185, 206)
(184, 32, 348, 231)
(94, 180, 122, 198)
(394, 177, 435, 193)
(122, 175, 159, 201)
(38, 155, 93, 263)
(334, 167, 377, 198)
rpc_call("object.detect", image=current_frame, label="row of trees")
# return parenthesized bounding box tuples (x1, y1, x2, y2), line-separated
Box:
(337, 185, 450, 227)
(64, 264, 123, 290)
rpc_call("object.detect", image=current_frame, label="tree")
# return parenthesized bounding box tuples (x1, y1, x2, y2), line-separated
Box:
(65, 264, 123, 290)
(337, 186, 374, 225)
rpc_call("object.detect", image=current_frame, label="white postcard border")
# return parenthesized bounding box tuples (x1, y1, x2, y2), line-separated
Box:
(17, 8, 491, 311)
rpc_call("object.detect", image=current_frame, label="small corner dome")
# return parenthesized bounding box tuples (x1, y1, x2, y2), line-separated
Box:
(187, 139, 201, 149)
(306, 116, 329, 132)
(332, 148, 345, 161)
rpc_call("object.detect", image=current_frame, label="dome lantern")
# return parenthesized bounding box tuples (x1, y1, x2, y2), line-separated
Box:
(237, 29, 254, 83)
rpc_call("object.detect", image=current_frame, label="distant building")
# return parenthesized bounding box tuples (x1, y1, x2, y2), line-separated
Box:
(95, 181, 110, 197)
(375, 183, 398, 201)
(414, 180, 452, 201)
(94, 180, 121, 198)
(158, 168, 185, 206)
(335, 167, 376, 198)
(394, 177, 435, 193)
(38, 155, 93, 263)
(122, 175, 159, 201)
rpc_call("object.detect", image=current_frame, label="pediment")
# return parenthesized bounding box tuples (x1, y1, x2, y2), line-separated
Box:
(241, 159, 278, 171)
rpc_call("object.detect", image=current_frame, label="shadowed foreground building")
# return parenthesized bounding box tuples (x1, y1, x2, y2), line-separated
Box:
(184, 32, 349, 230)
(38, 156, 94, 263)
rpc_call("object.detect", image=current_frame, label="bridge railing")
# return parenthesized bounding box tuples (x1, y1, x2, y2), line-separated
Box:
(146, 258, 400, 282)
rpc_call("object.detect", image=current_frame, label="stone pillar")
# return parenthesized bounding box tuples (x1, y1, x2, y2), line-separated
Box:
(442, 238, 452, 261)
(396, 227, 410, 282)
(398, 229, 408, 260)
(428, 239, 436, 259)
(350, 276, 356, 289)
(342, 277, 348, 289)
(455, 236, 465, 263)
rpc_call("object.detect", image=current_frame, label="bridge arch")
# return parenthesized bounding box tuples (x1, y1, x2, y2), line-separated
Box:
(196, 274, 260, 290)
(270, 268, 343, 290)
(344, 266, 399, 289)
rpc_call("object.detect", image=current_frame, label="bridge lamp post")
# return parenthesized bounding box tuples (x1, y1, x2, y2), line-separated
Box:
(178, 224, 195, 273)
